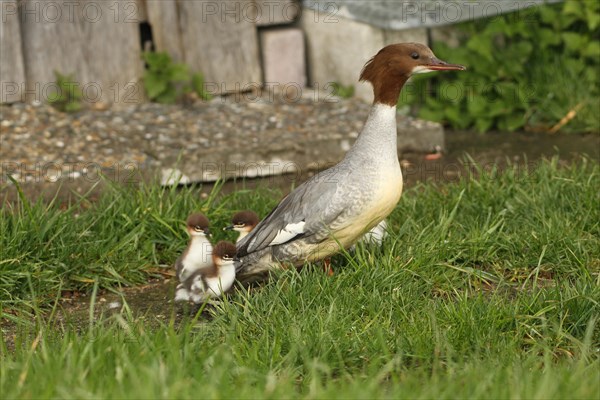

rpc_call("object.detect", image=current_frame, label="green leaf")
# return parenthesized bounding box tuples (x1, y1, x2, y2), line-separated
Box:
(583, 41, 600, 58)
(144, 52, 170, 71)
(583, 66, 599, 83)
(475, 117, 494, 133)
(143, 74, 168, 99)
(488, 100, 508, 118)
(170, 64, 190, 82)
(502, 114, 525, 132)
(445, 107, 462, 125)
(418, 107, 445, 123)
(538, 5, 557, 25)
(562, 58, 585, 75)
(156, 90, 177, 104)
(485, 17, 509, 35)
(46, 90, 62, 103)
(467, 95, 487, 116)
(563, 0, 583, 17)
(558, 14, 579, 30)
(65, 102, 82, 113)
(586, 11, 600, 30)
(466, 35, 494, 63)
(537, 28, 562, 46)
(192, 73, 212, 101)
(517, 84, 538, 106)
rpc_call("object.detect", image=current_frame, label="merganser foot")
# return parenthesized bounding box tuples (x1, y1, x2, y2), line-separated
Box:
(323, 258, 334, 276)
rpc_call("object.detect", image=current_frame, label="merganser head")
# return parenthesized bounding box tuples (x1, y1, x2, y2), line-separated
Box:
(360, 42, 466, 106)
(223, 210, 260, 234)
(212, 241, 237, 267)
(186, 213, 211, 238)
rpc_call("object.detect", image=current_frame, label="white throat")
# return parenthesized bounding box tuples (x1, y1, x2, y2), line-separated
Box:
(184, 235, 213, 270)
(236, 230, 250, 243)
(345, 103, 398, 162)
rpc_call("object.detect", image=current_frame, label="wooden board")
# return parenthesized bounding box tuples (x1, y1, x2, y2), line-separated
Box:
(254, 0, 299, 26)
(144, 0, 184, 62)
(20, 0, 143, 106)
(0, 0, 26, 103)
(178, 0, 262, 94)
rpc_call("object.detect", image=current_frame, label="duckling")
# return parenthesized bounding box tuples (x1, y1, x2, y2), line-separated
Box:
(174, 213, 212, 283)
(175, 241, 237, 303)
(223, 210, 260, 243)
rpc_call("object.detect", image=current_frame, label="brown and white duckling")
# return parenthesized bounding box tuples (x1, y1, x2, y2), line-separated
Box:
(223, 210, 260, 243)
(175, 241, 237, 303)
(174, 213, 213, 283)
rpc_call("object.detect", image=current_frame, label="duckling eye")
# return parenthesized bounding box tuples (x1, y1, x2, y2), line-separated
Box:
(411, 52, 420, 60)
(194, 226, 202, 232)
(234, 223, 245, 228)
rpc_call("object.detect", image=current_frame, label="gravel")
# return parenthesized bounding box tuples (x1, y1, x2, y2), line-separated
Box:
(1, 91, 444, 199)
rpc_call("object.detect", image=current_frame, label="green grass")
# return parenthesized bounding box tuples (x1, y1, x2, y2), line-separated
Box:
(1, 156, 599, 399)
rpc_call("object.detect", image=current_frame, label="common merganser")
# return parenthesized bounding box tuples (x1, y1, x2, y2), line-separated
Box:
(174, 213, 213, 283)
(175, 241, 237, 303)
(223, 211, 260, 243)
(235, 43, 465, 279)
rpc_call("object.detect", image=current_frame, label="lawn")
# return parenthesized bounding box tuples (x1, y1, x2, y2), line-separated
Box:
(1, 156, 599, 399)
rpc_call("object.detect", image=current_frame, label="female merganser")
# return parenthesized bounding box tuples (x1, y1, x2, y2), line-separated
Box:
(223, 211, 260, 243)
(174, 213, 213, 283)
(175, 241, 237, 303)
(235, 43, 465, 279)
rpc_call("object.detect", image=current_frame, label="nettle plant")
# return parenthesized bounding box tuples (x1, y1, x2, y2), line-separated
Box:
(403, 0, 599, 133)
(142, 51, 212, 104)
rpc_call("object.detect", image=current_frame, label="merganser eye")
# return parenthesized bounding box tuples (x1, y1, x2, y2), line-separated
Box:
(234, 223, 245, 228)
(411, 52, 419, 60)
(194, 226, 202, 232)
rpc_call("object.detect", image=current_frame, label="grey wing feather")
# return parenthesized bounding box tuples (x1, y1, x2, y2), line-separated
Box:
(236, 166, 349, 257)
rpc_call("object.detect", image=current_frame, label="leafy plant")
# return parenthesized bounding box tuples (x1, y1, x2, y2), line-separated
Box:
(142, 52, 212, 104)
(47, 71, 83, 113)
(403, 0, 600, 133)
(329, 82, 355, 99)
(191, 72, 213, 101)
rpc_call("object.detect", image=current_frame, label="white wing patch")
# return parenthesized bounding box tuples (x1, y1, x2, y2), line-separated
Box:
(268, 221, 306, 246)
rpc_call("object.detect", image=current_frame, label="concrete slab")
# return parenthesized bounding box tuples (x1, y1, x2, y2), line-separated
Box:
(260, 28, 307, 87)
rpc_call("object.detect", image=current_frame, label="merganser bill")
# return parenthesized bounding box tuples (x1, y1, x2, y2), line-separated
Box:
(174, 213, 213, 283)
(235, 43, 465, 279)
(175, 241, 237, 303)
(223, 211, 260, 243)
